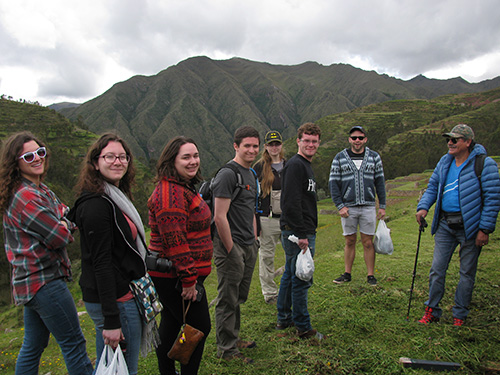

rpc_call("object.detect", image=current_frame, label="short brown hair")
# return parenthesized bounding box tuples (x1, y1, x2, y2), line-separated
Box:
(297, 122, 321, 139)
(234, 126, 260, 146)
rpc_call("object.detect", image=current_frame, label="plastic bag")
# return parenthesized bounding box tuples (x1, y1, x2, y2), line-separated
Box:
(95, 345, 129, 375)
(288, 235, 315, 281)
(295, 248, 315, 281)
(373, 219, 394, 255)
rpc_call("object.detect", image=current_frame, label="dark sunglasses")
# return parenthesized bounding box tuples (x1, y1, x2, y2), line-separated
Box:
(18, 147, 47, 163)
(350, 136, 365, 141)
(445, 137, 463, 144)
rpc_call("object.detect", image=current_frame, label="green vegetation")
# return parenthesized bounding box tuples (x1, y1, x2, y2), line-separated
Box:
(1, 172, 499, 374)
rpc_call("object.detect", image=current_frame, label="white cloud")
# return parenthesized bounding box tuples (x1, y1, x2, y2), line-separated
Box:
(1, 0, 500, 105)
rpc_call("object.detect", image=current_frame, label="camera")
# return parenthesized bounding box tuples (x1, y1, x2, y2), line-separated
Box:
(146, 251, 172, 272)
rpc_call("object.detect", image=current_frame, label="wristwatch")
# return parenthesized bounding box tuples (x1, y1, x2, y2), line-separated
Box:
(480, 229, 492, 235)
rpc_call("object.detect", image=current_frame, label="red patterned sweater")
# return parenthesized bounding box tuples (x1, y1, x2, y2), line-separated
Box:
(148, 177, 213, 287)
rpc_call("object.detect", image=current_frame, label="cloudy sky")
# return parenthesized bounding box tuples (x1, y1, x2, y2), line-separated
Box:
(1, 0, 500, 106)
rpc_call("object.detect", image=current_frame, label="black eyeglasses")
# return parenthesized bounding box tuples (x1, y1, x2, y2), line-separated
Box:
(99, 153, 130, 164)
(445, 137, 463, 144)
(18, 147, 47, 163)
(350, 136, 365, 141)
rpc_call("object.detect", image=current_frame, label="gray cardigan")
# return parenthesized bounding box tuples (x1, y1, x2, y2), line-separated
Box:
(329, 147, 386, 210)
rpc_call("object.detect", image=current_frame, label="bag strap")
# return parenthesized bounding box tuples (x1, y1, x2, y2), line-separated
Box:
(182, 299, 192, 324)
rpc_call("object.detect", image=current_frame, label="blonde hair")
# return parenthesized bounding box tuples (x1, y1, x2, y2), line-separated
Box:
(254, 146, 284, 197)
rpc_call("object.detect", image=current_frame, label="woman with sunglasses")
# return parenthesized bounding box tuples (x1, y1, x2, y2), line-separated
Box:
(69, 133, 151, 375)
(0, 131, 93, 375)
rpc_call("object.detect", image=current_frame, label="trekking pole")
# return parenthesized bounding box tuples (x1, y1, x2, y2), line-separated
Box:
(406, 217, 427, 321)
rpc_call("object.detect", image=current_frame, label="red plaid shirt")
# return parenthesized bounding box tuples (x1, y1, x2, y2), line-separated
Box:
(3, 179, 74, 305)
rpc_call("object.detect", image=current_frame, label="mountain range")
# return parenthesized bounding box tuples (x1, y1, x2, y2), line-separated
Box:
(57, 56, 500, 176)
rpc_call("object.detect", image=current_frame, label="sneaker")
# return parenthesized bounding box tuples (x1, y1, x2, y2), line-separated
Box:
(367, 275, 377, 286)
(236, 339, 257, 349)
(418, 306, 440, 324)
(333, 272, 351, 284)
(453, 317, 465, 326)
(222, 352, 254, 364)
(265, 295, 278, 304)
(276, 321, 294, 330)
(297, 328, 324, 340)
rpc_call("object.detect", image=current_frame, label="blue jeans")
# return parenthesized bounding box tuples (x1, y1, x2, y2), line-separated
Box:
(85, 299, 142, 375)
(426, 218, 482, 320)
(15, 279, 93, 375)
(277, 230, 316, 332)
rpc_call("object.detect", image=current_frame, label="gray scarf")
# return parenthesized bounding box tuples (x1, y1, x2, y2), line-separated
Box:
(103, 182, 147, 259)
(103, 182, 160, 356)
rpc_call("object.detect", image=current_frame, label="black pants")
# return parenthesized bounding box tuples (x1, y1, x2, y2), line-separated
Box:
(152, 276, 211, 375)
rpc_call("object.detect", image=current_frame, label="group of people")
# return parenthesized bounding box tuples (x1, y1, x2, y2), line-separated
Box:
(0, 131, 212, 375)
(1, 120, 499, 374)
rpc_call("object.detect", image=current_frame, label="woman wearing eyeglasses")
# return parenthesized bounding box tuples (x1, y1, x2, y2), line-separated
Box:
(0, 131, 93, 375)
(68, 133, 150, 375)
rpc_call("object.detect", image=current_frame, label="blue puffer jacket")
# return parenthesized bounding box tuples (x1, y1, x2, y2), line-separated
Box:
(417, 144, 500, 240)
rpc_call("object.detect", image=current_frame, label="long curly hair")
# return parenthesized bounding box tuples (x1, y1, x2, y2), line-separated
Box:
(155, 136, 202, 184)
(75, 133, 136, 199)
(0, 131, 49, 212)
(254, 147, 284, 197)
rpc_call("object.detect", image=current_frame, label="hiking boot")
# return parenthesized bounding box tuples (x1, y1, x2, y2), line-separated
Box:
(276, 321, 294, 330)
(453, 317, 465, 326)
(297, 328, 324, 340)
(418, 306, 440, 324)
(367, 275, 377, 286)
(222, 352, 254, 364)
(236, 339, 257, 349)
(333, 272, 351, 284)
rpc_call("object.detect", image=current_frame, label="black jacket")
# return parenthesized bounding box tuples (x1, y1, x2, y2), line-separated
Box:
(68, 192, 146, 329)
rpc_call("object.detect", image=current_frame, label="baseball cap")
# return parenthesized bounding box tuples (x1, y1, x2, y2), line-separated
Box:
(442, 124, 474, 140)
(349, 125, 366, 135)
(265, 130, 283, 144)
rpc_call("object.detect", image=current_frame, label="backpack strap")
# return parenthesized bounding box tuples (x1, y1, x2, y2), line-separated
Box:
(475, 154, 486, 203)
(221, 162, 261, 213)
(221, 162, 246, 202)
(475, 154, 486, 181)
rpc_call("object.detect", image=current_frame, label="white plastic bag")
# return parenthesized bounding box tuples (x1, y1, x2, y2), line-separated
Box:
(288, 234, 315, 281)
(373, 219, 394, 255)
(95, 345, 129, 375)
(296, 248, 315, 281)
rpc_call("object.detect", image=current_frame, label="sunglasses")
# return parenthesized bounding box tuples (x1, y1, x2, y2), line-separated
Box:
(350, 136, 365, 141)
(266, 141, 282, 147)
(18, 147, 47, 163)
(445, 137, 463, 144)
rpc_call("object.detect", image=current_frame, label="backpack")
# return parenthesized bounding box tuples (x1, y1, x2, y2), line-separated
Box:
(199, 162, 260, 238)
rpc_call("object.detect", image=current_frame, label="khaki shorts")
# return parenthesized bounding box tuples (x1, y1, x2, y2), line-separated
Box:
(341, 206, 376, 236)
